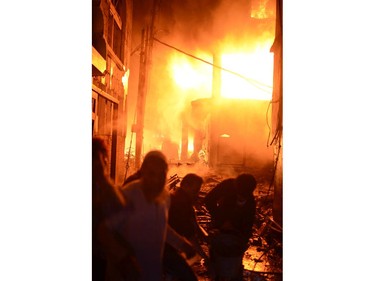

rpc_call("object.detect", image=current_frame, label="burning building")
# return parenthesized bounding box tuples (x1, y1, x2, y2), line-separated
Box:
(125, 0, 282, 223)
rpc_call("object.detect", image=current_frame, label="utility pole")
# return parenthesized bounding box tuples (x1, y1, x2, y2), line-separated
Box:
(134, 0, 159, 169)
(134, 27, 148, 169)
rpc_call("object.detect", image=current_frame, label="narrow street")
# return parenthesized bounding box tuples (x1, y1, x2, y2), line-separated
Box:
(92, 0, 283, 279)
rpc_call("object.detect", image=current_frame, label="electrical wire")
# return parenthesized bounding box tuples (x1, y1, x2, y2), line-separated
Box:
(267, 137, 282, 196)
(266, 100, 273, 147)
(153, 37, 272, 93)
(266, 98, 281, 148)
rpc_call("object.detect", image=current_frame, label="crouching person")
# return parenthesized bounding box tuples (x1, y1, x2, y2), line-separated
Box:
(204, 173, 257, 280)
(163, 173, 213, 281)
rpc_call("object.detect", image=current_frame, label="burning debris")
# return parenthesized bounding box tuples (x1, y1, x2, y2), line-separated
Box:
(163, 169, 282, 281)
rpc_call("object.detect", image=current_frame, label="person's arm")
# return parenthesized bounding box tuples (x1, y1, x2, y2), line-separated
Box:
(166, 224, 196, 259)
(97, 220, 141, 279)
(189, 216, 215, 276)
(203, 183, 222, 214)
(187, 231, 209, 260)
(242, 200, 256, 241)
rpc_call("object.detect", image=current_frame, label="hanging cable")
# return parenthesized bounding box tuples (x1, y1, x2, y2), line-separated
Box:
(266, 98, 281, 147)
(266, 100, 273, 147)
(267, 136, 282, 196)
(153, 37, 272, 93)
(269, 107, 282, 146)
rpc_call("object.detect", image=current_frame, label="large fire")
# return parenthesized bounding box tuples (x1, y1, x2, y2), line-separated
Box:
(125, 0, 278, 169)
(162, 40, 274, 159)
(169, 52, 212, 94)
(169, 42, 273, 101)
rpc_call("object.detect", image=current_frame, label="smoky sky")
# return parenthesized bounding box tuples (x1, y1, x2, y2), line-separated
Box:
(158, 0, 223, 40)
(133, 0, 223, 27)
(132, 0, 262, 50)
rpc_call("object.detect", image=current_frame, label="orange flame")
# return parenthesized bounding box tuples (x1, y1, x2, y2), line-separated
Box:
(169, 52, 212, 94)
(169, 43, 273, 101)
(221, 44, 273, 100)
(250, 0, 275, 19)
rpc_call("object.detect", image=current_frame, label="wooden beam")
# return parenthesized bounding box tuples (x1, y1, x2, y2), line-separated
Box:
(92, 84, 119, 104)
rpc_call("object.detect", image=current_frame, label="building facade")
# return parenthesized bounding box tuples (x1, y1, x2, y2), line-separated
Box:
(92, 0, 133, 184)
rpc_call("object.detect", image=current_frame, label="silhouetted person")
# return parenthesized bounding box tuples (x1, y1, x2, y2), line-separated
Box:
(163, 173, 212, 281)
(120, 151, 195, 281)
(92, 137, 139, 281)
(203, 173, 257, 280)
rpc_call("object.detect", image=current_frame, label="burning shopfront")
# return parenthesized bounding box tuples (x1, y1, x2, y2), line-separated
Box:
(188, 97, 273, 174)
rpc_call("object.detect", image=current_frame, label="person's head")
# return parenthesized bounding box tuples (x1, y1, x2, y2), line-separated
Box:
(234, 173, 257, 204)
(92, 137, 109, 178)
(92, 137, 125, 206)
(180, 173, 204, 202)
(139, 150, 169, 202)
